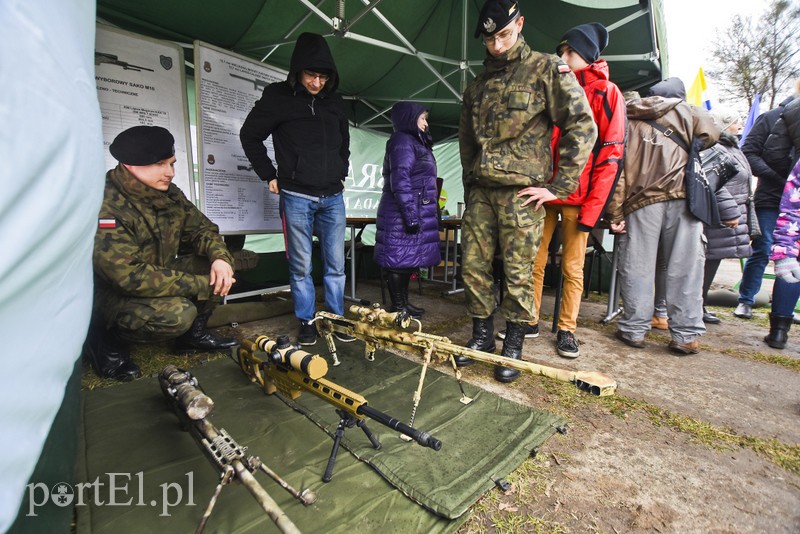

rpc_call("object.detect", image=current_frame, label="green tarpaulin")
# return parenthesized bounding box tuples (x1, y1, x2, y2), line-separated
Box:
(77, 345, 565, 532)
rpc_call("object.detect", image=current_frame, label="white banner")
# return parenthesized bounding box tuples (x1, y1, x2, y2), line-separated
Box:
(95, 25, 192, 198)
(194, 41, 286, 234)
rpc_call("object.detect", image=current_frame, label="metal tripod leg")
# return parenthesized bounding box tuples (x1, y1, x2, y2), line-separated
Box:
(322, 409, 381, 482)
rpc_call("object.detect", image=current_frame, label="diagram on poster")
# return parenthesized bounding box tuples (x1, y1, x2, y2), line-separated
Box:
(195, 41, 287, 234)
(95, 25, 193, 199)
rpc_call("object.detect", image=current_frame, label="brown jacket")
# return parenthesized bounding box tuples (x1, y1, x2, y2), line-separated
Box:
(606, 96, 720, 223)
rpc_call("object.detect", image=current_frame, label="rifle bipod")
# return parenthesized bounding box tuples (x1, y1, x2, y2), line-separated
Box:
(323, 408, 382, 482)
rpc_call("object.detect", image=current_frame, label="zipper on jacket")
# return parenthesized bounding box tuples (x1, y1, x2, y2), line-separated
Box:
(309, 95, 316, 116)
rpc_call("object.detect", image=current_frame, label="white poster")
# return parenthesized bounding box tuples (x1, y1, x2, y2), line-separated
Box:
(95, 25, 193, 198)
(195, 41, 286, 234)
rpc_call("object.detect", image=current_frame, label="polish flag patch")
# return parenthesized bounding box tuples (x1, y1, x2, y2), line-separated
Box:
(99, 218, 117, 229)
(557, 63, 571, 74)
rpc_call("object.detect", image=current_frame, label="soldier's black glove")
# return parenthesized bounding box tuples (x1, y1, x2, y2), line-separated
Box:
(405, 224, 420, 235)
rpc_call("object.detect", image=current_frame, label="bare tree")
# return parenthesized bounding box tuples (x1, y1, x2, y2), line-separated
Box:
(708, 0, 800, 109)
(756, 0, 800, 108)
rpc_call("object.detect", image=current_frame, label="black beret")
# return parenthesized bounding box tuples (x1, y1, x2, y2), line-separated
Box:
(109, 126, 175, 165)
(474, 0, 521, 38)
(556, 22, 609, 64)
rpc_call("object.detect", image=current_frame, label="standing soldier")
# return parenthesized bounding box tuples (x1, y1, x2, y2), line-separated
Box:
(457, 0, 596, 382)
(86, 126, 237, 381)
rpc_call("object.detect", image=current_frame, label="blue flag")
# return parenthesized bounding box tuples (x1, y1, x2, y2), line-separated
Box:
(739, 93, 761, 147)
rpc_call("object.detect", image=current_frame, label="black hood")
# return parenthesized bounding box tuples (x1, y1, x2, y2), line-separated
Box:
(288, 32, 339, 95)
(649, 77, 686, 100)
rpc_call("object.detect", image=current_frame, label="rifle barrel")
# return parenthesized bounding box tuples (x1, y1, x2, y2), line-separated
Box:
(358, 404, 442, 450)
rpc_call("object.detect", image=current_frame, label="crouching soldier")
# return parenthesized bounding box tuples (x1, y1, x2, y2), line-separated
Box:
(85, 126, 237, 381)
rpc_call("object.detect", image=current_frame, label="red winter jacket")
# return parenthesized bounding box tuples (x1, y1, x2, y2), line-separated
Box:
(549, 60, 626, 230)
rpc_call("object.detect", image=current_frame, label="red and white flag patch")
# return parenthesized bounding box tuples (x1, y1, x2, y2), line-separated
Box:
(557, 63, 571, 74)
(98, 218, 117, 229)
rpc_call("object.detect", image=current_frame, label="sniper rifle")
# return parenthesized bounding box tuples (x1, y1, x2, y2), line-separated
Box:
(313, 306, 617, 427)
(229, 73, 268, 91)
(94, 52, 154, 72)
(159, 365, 313, 534)
(234, 335, 442, 482)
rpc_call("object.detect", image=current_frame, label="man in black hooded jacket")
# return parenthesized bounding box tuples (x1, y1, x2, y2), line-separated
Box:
(240, 32, 351, 346)
(735, 81, 799, 319)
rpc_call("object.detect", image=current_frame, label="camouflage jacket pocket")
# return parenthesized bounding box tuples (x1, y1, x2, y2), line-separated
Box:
(515, 203, 545, 228)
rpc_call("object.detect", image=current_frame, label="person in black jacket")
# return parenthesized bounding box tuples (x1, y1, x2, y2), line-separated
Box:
(735, 80, 799, 319)
(240, 32, 352, 346)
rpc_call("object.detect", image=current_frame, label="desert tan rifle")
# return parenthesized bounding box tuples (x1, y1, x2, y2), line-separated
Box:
(159, 365, 312, 534)
(313, 306, 617, 426)
(234, 335, 442, 482)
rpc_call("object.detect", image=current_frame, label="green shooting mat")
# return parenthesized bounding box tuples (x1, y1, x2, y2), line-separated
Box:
(76, 343, 565, 533)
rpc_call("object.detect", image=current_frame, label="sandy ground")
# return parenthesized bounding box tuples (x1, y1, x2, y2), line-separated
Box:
(215, 258, 799, 534)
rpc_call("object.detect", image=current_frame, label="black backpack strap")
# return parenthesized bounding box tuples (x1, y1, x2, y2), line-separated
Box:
(644, 119, 690, 153)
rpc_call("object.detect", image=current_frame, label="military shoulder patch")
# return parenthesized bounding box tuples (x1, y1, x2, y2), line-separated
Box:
(557, 63, 571, 74)
(98, 218, 116, 229)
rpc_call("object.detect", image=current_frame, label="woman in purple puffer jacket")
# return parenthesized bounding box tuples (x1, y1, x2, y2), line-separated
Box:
(373, 102, 441, 317)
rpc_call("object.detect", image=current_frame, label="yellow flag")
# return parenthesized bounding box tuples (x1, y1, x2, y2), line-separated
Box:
(687, 68, 711, 110)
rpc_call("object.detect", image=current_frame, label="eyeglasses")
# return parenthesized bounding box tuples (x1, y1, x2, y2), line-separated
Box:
(303, 70, 330, 82)
(482, 28, 516, 46)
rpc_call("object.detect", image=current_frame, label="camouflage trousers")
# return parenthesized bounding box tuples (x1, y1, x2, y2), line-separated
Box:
(99, 255, 220, 343)
(461, 186, 545, 322)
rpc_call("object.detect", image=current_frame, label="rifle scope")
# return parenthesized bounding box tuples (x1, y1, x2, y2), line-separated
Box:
(255, 335, 328, 380)
(159, 365, 215, 420)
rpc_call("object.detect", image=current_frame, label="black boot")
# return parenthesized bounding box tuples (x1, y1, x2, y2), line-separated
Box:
(495, 322, 524, 383)
(456, 316, 495, 367)
(764, 313, 793, 349)
(174, 313, 238, 354)
(82, 325, 141, 382)
(387, 271, 422, 318)
(402, 272, 425, 316)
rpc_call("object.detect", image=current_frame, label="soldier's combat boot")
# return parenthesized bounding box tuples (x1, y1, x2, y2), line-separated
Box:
(456, 316, 495, 367)
(174, 313, 237, 354)
(387, 271, 422, 318)
(82, 325, 141, 382)
(764, 313, 793, 349)
(495, 321, 524, 383)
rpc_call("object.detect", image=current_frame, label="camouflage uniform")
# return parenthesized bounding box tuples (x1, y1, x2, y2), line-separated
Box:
(93, 166, 234, 342)
(459, 36, 596, 322)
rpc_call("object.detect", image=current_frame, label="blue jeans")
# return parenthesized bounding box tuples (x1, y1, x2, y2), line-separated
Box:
(280, 191, 346, 322)
(738, 208, 779, 305)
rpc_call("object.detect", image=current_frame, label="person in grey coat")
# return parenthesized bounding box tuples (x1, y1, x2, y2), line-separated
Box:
(701, 108, 753, 324)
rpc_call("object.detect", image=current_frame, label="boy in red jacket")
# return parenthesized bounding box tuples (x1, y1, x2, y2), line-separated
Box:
(501, 23, 626, 358)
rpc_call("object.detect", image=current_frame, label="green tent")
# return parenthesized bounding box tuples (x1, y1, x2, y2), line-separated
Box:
(96, 0, 668, 139)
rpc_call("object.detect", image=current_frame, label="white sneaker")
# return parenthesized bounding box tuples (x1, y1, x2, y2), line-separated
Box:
(733, 303, 753, 319)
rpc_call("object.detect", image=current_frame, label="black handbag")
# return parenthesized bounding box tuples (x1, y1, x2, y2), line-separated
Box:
(645, 120, 720, 226)
(701, 147, 740, 190)
(746, 196, 762, 239)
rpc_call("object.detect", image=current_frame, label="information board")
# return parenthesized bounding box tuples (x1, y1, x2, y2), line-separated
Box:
(95, 25, 193, 198)
(194, 41, 286, 234)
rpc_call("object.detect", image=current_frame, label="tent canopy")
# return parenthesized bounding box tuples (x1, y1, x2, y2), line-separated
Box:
(97, 0, 667, 139)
